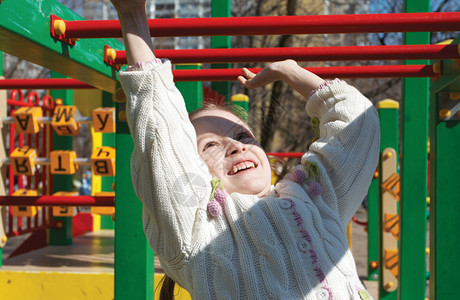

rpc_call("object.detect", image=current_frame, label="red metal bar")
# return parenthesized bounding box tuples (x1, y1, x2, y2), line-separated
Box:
(113, 44, 460, 65)
(172, 65, 437, 81)
(267, 152, 304, 158)
(59, 12, 460, 39)
(0, 78, 95, 90)
(0, 195, 115, 207)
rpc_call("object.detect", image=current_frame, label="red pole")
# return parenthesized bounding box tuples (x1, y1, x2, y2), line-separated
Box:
(0, 78, 95, 90)
(267, 152, 304, 158)
(113, 44, 460, 65)
(0, 66, 437, 87)
(0, 195, 115, 207)
(59, 12, 460, 39)
(171, 65, 437, 81)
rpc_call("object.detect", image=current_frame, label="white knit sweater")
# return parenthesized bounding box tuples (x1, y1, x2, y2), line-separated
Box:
(119, 61, 379, 300)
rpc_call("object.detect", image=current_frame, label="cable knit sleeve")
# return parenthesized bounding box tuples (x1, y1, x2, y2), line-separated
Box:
(118, 61, 212, 271)
(302, 80, 380, 229)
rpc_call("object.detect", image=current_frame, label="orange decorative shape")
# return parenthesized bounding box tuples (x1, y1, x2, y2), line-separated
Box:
(50, 150, 78, 175)
(12, 106, 43, 134)
(11, 189, 40, 217)
(92, 107, 116, 133)
(384, 248, 399, 278)
(52, 191, 78, 217)
(10, 146, 37, 176)
(91, 147, 116, 176)
(52, 105, 80, 135)
(384, 213, 399, 236)
(381, 173, 400, 201)
(390, 222, 400, 240)
(92, 192, 115, 215)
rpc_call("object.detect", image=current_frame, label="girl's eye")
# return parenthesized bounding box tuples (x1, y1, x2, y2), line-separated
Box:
(236, 131, 251, 141)
(203, 142, 217, 151)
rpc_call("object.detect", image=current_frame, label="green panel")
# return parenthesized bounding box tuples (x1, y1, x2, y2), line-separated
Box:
(430, 39, 460, 94)
(176, 64, 203, 112)
(211, 0, 231, 102)
(429, 34, 460, 299)
(400, 1, 430, 298)
(377, 103, 399, 299)
(49, 71, 74, 246)
(0, 0, 123, 92)
(115, 114, 154, 300)
(429, 92, 460, 300)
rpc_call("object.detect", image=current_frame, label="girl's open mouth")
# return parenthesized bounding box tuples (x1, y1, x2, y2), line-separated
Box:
(228, 161, 257, 175)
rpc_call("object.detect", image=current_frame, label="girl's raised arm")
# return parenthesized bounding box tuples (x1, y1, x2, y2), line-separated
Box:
(111, 0, 156, 65)
(240, 59, 380, 229)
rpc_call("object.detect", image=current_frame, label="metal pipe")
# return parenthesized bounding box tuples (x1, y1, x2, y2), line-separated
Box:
(2, 157, 91, 166)
(0, 195, 115, 207)
(112, 44, 460, 65)
(267, 152, 304, 158)
(1, 116, 93, 125)
(171, 65, 437, 81)
(58, 12, 460, 38)
(0, 65, 438, 88)
(0, 78, 94, 90)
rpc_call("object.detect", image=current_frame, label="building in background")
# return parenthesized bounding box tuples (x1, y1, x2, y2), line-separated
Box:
(81, 0, 211, 49)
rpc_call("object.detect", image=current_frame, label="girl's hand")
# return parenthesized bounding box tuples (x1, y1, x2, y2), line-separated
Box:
(237, 59, 297, 89)
(238, 59, 325, 99)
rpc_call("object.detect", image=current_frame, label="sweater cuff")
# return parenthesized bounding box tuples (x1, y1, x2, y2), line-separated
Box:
(309, 78, 342, 98)
(126, 58, 165, 71)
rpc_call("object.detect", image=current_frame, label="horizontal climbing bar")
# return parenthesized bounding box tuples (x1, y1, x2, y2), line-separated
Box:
(267, 152, 304, 158)
(55, 12, 460, 39)
(0, 78, 95, 90)
(0, 65, 440, 89)
(110, 44, 460, 64)
(173, 65, 438, 81)
(0, 195, 115, 207)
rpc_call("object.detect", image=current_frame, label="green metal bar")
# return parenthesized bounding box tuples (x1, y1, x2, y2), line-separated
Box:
(0, 0, 122, 93)
(399, 0, 430, 298)
(367, 176, 378, 282)
(115, 105, 154, 300)
(211, 0, 231, 102)
(377, 100, 399, 299)
(176, 64, 203, 112)
(49, 71, 74, 246)
(429, 36, 460, 300)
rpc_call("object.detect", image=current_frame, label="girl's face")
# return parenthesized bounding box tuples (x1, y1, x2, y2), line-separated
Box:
(191, 109, 272, 197)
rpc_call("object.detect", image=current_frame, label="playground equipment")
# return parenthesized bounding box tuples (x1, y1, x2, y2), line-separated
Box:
(0, 0, 458, 299)
(106, 44, 460, 64)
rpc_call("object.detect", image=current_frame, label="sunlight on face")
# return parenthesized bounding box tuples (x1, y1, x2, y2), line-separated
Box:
(191, 109, 272, 197)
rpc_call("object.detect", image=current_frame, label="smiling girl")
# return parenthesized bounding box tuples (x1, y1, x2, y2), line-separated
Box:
(111, 0, 380, 299)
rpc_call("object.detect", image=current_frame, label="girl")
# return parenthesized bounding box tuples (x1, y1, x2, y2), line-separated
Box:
(111, 0, 380, 299)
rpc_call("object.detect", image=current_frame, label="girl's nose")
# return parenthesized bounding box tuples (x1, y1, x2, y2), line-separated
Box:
(225, 139, 246, 157)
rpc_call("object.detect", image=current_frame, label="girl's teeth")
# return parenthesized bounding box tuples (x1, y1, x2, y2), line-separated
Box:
(231, 162, 255, 175)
